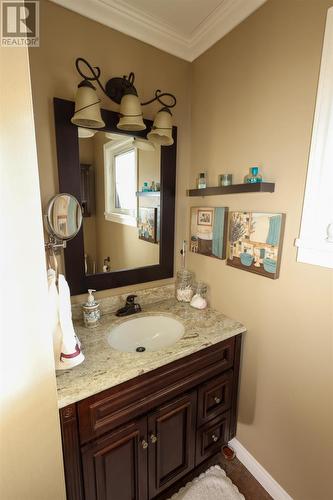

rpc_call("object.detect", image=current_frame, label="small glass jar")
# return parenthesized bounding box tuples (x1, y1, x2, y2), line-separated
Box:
(176, 270, 194, 302)
(190, 281, 208, 309)
(195, 281, 208, 298)
(218, 174, 233, 186)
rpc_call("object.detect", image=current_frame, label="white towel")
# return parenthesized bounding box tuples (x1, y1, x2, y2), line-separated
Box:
(48, 269, 85, 370)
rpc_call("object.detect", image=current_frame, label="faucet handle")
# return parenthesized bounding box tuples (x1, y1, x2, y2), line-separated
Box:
(126, 294, 137, 304)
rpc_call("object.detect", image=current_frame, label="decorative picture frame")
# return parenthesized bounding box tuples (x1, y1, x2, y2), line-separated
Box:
(138, 207, 158, 244)
(227, 211, 285, 279)
(197, 209, 214, 226)
(190, 206, 228, 259)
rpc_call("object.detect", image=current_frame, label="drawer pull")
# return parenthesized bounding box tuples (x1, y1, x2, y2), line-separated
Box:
(150, 434, 157, 444)
(141, 439, 149, 449)
(211, 434, 218, 442)
(214, 396, 221, 404)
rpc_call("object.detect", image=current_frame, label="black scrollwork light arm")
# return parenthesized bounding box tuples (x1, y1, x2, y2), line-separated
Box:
(75, 57, 177, 108)
(75, 58, 106, 92)
(141, 89, 176, 109)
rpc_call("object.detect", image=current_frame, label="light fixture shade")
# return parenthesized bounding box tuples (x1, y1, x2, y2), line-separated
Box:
(147, 107, 173, 146)
(71, 80, 105, 129)
(132, 137, 155, 151)
(117, 93, 146, 131)
(78, 127, 97, 138)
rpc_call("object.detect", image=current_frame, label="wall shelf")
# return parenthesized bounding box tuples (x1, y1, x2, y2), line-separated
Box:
(187, 182, 275, 197)
(136, 191, 161, 197)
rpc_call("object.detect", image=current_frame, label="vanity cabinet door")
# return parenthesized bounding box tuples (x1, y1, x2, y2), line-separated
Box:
(81, 417, 148, 500)
(147, 391, 197, 499)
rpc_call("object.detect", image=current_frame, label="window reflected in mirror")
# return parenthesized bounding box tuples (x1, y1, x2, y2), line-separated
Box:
(78, 130, 161, 275)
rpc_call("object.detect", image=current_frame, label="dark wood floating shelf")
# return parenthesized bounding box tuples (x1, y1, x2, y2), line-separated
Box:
(136, 191, 161, 197)
(187, 182, 275, 197)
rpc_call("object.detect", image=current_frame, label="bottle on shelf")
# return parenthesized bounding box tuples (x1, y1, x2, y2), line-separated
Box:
(197, 172, 207, 189)
(245, 166, 262, 183)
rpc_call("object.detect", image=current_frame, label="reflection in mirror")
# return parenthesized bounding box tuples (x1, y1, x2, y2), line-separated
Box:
(46, 194, 82, 240)
(78, 130, 161, 274)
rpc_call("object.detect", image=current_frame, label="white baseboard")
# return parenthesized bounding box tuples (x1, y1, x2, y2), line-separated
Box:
(228, 438, 293, 500)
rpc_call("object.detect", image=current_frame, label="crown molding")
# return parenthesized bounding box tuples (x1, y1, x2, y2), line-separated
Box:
(190, 0, 267, 60)
(51, 0, 267, 61)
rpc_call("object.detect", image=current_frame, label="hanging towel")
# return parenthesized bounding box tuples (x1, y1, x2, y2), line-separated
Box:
(48, 269, 62, 366)
(48, 269, 84, 370)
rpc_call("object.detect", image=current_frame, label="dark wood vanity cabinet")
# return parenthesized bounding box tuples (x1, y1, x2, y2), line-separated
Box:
(60, 334, 242, 500)
(81, 417, 148, 500)
(148, 392, 197, 498)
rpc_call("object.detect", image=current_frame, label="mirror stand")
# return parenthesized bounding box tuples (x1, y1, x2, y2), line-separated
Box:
(44, 234, 67, 252)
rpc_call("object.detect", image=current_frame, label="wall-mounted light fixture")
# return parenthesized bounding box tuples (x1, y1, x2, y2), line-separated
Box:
(71, 58, 177, 146)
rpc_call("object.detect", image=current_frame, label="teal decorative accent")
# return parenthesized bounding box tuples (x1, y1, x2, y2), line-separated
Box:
(240, 252, 253, 266)
(245, 167, 262, 183)
(263, 258, 277, 273)
(266, 215, 281, 246)
(260, 248, 266, 259)
(212, 208, 225, 259)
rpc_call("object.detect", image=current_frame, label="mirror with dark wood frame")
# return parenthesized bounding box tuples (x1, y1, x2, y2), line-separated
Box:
(53, 98, 177, 295)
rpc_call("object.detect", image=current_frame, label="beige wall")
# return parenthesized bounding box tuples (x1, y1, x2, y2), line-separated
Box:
(0, 47, 65, 499)
(29, 0, 191, 300)
(28, 1, 333, 499)
(189, 1, 333, 499)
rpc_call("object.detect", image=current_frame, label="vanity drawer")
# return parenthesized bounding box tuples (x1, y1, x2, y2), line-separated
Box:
(195, 412, 230, 466)
(77, 337, 235, 444)
(197, 370, 233, 426)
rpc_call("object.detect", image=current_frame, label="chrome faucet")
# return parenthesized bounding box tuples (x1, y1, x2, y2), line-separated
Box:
(116, 295, 142, 317)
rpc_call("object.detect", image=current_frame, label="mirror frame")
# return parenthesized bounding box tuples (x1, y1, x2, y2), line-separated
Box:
(53, 97, 177, 295)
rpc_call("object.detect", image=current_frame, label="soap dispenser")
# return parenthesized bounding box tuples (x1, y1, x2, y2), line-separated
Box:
(82, 289, 101, 328)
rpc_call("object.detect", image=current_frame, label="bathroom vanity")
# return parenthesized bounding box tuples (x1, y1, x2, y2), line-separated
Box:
(57, 299, 245, 500)
(53, 94, 246, 500)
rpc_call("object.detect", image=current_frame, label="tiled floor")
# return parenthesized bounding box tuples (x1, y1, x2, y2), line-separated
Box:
(218, 454, 273, 500)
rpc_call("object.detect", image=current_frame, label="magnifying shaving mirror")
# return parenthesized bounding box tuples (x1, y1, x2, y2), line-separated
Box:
(45, 193, 83, 244)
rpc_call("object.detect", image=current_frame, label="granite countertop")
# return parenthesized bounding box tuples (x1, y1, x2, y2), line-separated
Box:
(56, 299, 246, 408)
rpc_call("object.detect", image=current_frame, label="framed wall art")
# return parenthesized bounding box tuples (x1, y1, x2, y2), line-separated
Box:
(227, 211, 285, 279)
(190, 206, 228, 259)
(138, 207, 158, 243)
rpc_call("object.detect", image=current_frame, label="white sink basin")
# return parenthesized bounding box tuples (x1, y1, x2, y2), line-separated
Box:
(108, 314, 184, 353)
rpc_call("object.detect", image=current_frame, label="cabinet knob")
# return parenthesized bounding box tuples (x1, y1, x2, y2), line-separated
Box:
(211, 434, 218, 442)
(214, 396, 221, 404)
(150, 434, 157, 444)
(141, 439, 149, 449)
